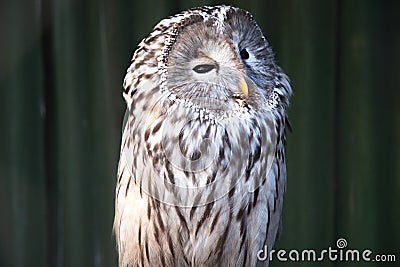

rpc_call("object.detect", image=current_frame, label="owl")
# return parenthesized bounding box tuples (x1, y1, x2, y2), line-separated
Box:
(114, 5, 291, 267)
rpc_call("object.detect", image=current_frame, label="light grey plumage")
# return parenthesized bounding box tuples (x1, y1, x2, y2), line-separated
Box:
(114, 5, 292, 266)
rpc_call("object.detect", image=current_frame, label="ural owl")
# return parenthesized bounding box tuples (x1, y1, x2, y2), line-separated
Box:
(114, 5, 292, 267)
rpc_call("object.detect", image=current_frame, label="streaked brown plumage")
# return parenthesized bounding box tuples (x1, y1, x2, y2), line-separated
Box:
(114, 5, 291, 266)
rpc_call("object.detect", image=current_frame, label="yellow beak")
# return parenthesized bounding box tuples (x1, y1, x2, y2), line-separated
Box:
(238, 76, 249, 97)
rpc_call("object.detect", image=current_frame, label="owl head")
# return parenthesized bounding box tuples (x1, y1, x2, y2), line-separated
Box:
(124, 5, 291, 116)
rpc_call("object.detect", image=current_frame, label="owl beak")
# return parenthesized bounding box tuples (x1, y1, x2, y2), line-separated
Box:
(238, 76, 249, 97)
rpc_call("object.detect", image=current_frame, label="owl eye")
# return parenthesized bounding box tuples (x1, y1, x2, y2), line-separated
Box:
(240, 48, 250, 60)
(192, 64, 215, 74)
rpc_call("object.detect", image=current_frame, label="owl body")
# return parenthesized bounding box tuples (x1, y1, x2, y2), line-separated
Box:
(114, 6, 291, 267)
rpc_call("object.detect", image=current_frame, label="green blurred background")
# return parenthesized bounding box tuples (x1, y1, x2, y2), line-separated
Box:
(0, 0, 399, 266)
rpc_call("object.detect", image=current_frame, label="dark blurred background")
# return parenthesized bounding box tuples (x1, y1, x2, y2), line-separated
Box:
(1, 0, 399, 266)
